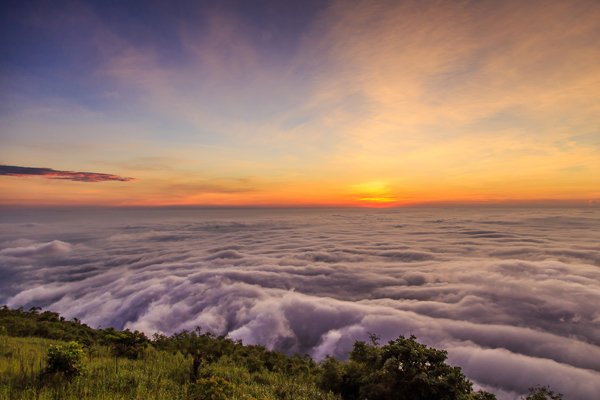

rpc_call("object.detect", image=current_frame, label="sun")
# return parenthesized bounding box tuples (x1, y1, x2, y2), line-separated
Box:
(351, 181, 398, 203)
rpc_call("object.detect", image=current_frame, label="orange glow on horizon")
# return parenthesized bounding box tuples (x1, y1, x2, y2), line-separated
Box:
(1, 0, 599, 208)
(1, 173, 598, 209)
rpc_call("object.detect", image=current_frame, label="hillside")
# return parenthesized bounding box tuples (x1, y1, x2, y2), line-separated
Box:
(0, 306, 559, 400)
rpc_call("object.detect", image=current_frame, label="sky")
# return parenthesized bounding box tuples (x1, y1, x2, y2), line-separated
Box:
(1, 0, 599, 207)
(1, 207, 600, 399)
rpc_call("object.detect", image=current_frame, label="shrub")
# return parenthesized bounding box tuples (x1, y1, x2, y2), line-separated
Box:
(43, 341, 84, 377)
(188, 376, 235, 400)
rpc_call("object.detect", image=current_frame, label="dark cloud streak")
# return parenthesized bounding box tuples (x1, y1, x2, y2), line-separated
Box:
(0, 165, 135, 182)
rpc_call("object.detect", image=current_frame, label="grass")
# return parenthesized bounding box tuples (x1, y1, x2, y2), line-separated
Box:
(0, 335, 339, 400)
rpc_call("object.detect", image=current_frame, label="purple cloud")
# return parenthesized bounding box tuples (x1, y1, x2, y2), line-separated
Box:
(2, 208, 600, 399)
(0, 165, 135, 182)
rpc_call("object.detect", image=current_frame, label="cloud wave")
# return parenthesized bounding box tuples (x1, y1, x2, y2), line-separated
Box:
(1, 207, 599, 399)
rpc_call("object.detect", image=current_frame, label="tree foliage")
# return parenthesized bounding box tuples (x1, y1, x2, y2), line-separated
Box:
(102, 327, 149, 359)
(0, 305, 97, 344)
(320, 334, 494, 400)
(521, 385, 563, 400)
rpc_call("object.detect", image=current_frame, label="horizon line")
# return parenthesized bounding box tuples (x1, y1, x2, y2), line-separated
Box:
(1, 199, 598, 211)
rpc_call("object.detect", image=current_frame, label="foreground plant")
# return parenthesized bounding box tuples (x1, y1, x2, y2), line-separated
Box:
(43, 341, 84, 378)
(188, 376, 235, 400)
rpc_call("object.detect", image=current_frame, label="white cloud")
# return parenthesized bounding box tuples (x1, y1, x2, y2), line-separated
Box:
(1, 207, 600, 399)
(0, 240, 71, 257)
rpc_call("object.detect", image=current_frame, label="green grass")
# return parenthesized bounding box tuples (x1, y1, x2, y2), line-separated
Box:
(0, 307, 560, 400)
(0, 335, 339, 400)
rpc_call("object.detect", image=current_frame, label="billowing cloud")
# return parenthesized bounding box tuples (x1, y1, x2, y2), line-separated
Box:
(0, 165, 135, 182)
(0, 240, 71, 257)
(1, 208, 600, 399)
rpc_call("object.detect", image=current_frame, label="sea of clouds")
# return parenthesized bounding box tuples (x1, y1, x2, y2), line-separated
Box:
(1, 207, 599, 399)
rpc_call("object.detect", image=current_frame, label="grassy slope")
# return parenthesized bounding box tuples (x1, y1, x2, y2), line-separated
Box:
(0, 335, 338, 400)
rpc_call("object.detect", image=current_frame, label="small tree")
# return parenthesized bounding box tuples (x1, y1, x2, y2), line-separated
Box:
(43, 341, 84, 378)
(102, 328, 148, 359)
(522, 385, 563, 400)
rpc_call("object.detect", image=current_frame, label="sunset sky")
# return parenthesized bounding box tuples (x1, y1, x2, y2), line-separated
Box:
(1, 0, 599, 207)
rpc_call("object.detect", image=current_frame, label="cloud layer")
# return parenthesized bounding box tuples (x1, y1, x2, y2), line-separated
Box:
(1, 207, 599, 399)
(0, 165, 135, 182)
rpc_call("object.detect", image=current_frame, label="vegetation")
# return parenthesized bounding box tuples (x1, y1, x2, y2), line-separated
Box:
(188, 377, 235, 400)
(43, 341, 85, 378)
(522, 386, 563, 400)
(320, 333, 488, 400)
(0, 306, 561, 399)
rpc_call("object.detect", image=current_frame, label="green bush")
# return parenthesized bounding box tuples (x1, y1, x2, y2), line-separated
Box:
(43, 341, 84, 377)
(188, 376, 235, 400)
